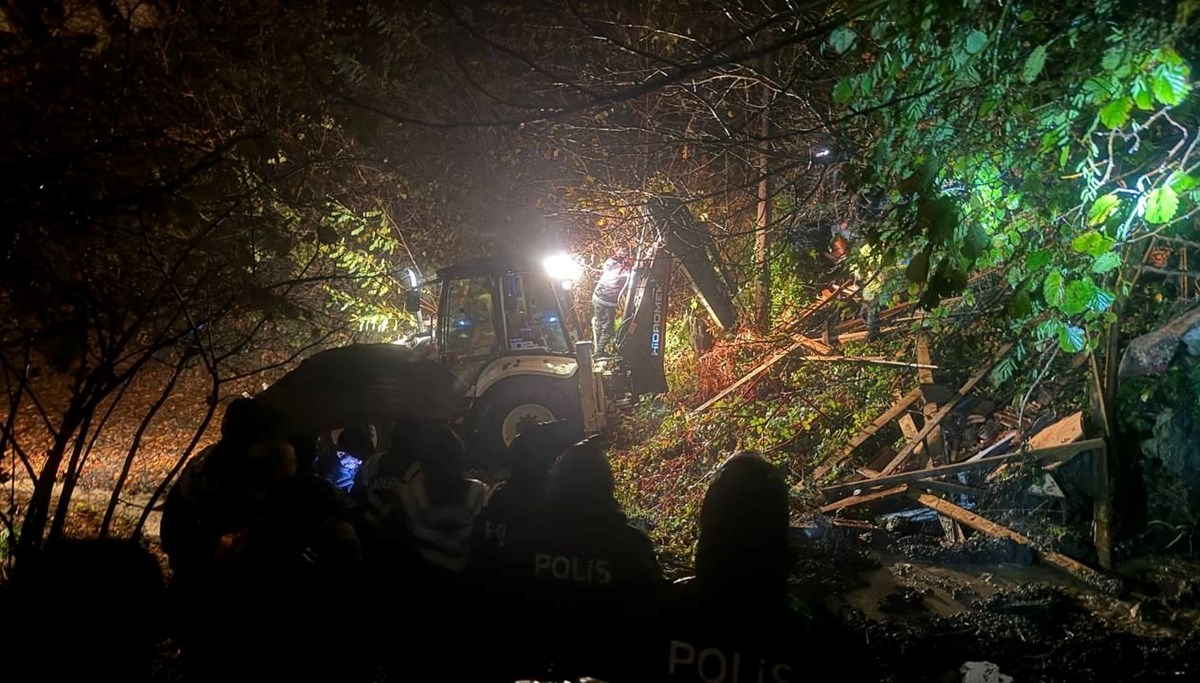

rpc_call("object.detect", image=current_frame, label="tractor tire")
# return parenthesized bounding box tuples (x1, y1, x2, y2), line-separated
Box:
(468, 376, 583, 463)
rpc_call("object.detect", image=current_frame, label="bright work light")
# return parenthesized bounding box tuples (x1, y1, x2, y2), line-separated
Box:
(543, 252, 583, 282)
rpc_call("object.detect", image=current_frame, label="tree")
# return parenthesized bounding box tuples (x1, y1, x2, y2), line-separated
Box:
(0, 0, 444, 555)
(827, 0, 1197, 372)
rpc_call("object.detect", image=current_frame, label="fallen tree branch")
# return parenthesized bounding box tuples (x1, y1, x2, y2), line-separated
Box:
(821, 438, 1105, 496)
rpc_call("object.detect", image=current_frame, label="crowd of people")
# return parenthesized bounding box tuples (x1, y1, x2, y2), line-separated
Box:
(3, 397, 871, 682)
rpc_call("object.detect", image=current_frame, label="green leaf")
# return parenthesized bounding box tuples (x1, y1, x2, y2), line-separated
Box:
(1027, 249, 1052, 271)
(1023, 44, 1047, 83)
(1144, 186, 1180, 224)
(1099, 97, 1132, 129)
(829, 26, 856, 55)
(833, 79, 854, 103)
(1091, 252, 1121, 274)
(965, 30, 988, 55)
(1071, 231, 1116, 257)
(1168, 171, 1197, 192)
(1058, 145, 1070, 169)
(1006, 290, 1033, 319)
(1057, 324, 1086, 353)
(1132, 80, 1154, 110)
(906, 250, 930, 283)
(1043, 270, 1065, 308)
(1101, 46, 1125, 72)
(317, 224, 338, 245)
(1089, 286, 1116, 313)
(1087, 194, 1121, 226)
(1151, 66, 1190, 106)
(1061, 278, 1096, 315)
(963, 223, 989, 259)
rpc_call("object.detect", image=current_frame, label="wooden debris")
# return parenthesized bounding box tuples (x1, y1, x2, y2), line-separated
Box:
(1028, 411, 1085, 448)
(793, 355, 938, 369)
(691, 338, 810, 414)
(987, 412, 1082, 482)
(875, 344, 1013, 476)
(916, 479, 985, 497)
(916, 330, 947, 466)
(819, 485, 909, 513)
(908, 492, 1107, 584)
(821, 438, 1105, 496)
(897, 414, 928, 463)
(810, 388, 922, 480)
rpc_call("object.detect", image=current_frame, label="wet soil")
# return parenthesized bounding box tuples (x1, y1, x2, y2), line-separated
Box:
(788, 520, 1200, 682)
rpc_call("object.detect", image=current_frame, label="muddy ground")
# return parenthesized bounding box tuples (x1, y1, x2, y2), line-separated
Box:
(791, 517, 1200, 682)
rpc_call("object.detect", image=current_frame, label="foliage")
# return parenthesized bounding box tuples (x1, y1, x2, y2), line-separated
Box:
(0, 0, 446, 551)
(830, 0, 1198, 365)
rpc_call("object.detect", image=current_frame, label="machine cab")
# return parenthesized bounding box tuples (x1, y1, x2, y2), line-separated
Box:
(434, 255, 580, 390)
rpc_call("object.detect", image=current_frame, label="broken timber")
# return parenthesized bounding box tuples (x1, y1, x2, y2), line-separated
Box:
(810, 388, 923, 480)
(819, 485, 909, 513)
(691, 335, 912, 416)
(821, 439, 1105, 497)
(874, 344, 1013, 476)
(908, 492, 1107, 584)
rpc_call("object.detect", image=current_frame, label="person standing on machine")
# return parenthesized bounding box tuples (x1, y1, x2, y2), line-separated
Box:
(591, 247, 633, 356)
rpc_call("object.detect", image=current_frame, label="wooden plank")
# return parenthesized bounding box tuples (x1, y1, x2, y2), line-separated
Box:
(692, 336, 832, 416)
(916, 479, 986, 497)
(909, 492, 1107, 584)
(810, 388, 922, 480)
(1029, 411, 1085, 449)
(875, 344, 1013, 476)
(897, 413, 929, 468)
(792, 335, 832, 356)
(793, 356, 938, 369)
(819, 485, 909, 513)
(988, 412, 1082, 482)
(691, 338, 807, 414)
(917, 330, 947, 466)
(821, 438, 1106, 496)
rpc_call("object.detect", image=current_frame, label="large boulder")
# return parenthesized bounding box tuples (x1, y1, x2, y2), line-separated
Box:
(1119, 305, 1200, 377)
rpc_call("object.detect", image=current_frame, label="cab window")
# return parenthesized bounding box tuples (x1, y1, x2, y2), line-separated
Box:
(443, 276, 497, 360)
(502, 273, 570, 354)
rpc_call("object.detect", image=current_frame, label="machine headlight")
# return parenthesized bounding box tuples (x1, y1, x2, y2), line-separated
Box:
(543, 252, 583, 283)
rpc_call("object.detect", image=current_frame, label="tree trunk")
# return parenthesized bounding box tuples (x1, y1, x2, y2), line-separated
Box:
(48, 410, 93, 540)
(18, 402, 86, 556)
(754, 53, 774, 332)
(100, 353, 189, 538)
(133, 376, 219, 540)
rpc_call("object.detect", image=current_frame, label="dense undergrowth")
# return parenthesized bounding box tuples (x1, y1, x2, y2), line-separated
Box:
(610, 302, 1016, 564)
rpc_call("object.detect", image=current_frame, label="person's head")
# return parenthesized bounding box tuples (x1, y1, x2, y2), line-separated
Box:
(420, 424, 467, 503)
(246, 439, 298, 483)
(695, 451, 792, 598)
(338, 423, 377, 458)
(613, 246, 633, 266)
(220, 398, 284, 447)
(547, 438, 619, 515)
(506, 420, 579, 482)
(8, 540, 163, 680)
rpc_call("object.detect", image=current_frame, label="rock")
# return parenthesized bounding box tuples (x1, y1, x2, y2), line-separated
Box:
(1119, 305, 1200, 377)
(961, 661, 1014, 683)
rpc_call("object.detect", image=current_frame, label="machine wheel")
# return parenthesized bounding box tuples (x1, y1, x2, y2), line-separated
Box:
(470, 376, 583, 462)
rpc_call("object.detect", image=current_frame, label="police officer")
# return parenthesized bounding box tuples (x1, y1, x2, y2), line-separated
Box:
(523, 439, 662, 680)
(653, 451, 873, 683)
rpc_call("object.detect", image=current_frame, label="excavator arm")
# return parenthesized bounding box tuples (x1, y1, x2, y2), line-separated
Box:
(614, 197, 737, 396)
